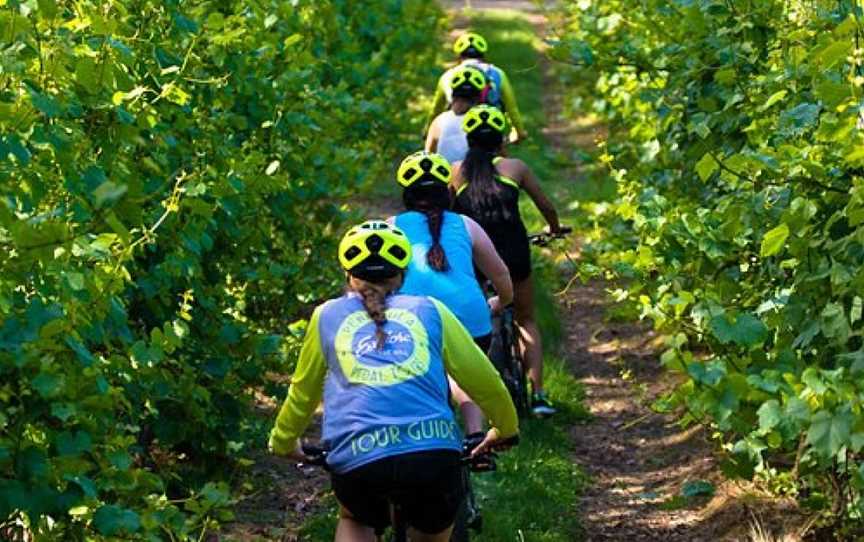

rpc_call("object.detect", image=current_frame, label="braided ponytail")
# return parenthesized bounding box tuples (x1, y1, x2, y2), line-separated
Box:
(403, 184, 451, 272)
(423, 207, 449, 272)
(355, 281, 390, 350)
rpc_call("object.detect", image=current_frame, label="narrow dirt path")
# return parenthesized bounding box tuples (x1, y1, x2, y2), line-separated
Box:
(453, 2, 812, 541)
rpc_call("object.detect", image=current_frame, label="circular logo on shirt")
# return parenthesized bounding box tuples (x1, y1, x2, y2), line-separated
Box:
(334, 308, 430, 387)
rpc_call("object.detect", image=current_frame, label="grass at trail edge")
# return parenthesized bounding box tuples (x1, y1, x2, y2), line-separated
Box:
(300, 9, 591, 542)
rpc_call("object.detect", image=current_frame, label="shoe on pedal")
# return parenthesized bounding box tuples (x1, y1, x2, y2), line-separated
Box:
(531, 392, 557, 417)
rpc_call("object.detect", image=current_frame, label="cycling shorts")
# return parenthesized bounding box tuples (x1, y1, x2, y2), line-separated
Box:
(331, 449, 464, 535)
(474, 333, 492, 354)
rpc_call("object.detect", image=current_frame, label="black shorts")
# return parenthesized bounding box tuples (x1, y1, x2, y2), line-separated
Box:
(474, 334, 492, 353)
(331, 450, 464, 535)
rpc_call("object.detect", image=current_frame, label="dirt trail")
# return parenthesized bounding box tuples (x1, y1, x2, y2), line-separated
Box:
(449, 2, 812, 541)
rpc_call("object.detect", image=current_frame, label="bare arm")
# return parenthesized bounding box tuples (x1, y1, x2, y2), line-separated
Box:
(449, 161, 465, 196)
(517, 161, 560, 232)
(425, 116, 441, 152)
(464, 216, 513, 306)
(425, 75, 449, 134)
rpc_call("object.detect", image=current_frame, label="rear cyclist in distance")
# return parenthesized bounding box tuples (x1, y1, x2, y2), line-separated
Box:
(389, 150, 513, 438)
(425, 65, 486, 164)
(451, 105, 564, 418)
(269, 220, 518, 542)
(427, 31, 528, 144)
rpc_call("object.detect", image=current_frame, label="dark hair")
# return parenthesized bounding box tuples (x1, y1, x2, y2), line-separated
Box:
(403, 184, 450, 272)
(462, 129, 510, 220)
(461, 50, 484, 60)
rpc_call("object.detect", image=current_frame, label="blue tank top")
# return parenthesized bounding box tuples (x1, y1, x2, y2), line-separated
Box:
(317, 293, 462, 473)
(395, 211, 492, 338)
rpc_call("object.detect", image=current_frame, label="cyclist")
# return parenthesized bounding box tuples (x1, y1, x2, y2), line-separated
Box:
(389, 150, 513, 438)
(425, 66, 486, 164)
(269, 220, 518, 542)
(451, 105, 563, 418)
(427, 31, 527, 144)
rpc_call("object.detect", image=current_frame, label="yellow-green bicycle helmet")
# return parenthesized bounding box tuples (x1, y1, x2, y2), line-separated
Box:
(397, 151, 451, 188)
(453, 32, 488, 57)
(462, 104, 507, 135)
(339, 221, 411, 280)
(449, 65, 486, 98)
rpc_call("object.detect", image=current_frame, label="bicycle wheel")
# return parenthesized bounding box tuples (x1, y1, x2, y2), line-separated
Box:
(503, 311, 530, 415)
(450, 467, 481, 542)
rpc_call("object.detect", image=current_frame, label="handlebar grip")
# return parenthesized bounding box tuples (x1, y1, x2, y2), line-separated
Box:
(300, 442, 329, 468)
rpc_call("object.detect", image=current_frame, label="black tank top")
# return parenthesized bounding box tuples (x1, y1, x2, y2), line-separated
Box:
(453, 161, 528, 250)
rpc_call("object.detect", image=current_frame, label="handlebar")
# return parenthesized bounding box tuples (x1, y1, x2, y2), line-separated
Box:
(298, 435, 519, 473)
(528, 227, 572, 247)
(300, 442, 329, 470)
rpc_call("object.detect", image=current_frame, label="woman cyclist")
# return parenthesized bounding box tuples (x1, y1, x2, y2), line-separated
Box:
(269, 220, 518, 542)
(389, 150, 513, 437)
(427, 32, 527, 143)
(451, 105, 563, 418)
(425, 65, 486, 164)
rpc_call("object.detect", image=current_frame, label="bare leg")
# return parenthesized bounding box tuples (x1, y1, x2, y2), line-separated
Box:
(449, 377, 484, 434)
(408, 525, 455, 542)
(335, 506, 377, 542)
(513, 277, 543, 394)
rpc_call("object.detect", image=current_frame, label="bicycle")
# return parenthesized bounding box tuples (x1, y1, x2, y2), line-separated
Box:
(299, 434, 517, 542)
(486, 227, 572, 416)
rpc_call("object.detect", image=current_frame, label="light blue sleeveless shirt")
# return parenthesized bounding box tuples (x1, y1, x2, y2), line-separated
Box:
(395, 210, 492, 337)
(317, 293, 461, 473)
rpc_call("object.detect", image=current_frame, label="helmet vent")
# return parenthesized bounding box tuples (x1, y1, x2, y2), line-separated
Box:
(344, 246, 361, 260)
(436, 166, 449, 177)
(420, 158, 432, 170)
(402, 167, 417, 180)
(366, 235, 383, 251)
(389, 246, 407, 260)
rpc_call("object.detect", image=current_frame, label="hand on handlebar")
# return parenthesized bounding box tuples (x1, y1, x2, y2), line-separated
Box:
(270, 437, 307, 462)
(470, 428, 519, 458)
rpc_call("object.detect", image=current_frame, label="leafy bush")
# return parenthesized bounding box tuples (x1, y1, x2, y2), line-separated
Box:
(0, 0, 442, 538)
(552, 0, 864, 528)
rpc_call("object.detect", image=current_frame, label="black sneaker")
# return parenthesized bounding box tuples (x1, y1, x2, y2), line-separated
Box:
(531, 392, 557, 417)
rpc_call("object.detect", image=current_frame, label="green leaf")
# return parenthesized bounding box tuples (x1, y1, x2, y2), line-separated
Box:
(816, 39, 851, 69)
(695, 153, 718, 181)
(32, 373, 63, 398)
(56, 431, 92, 456)
(93, 505, 141, 536)
(760, 223, 789, 258)
(821, 302, 850, 341)
(710, 313, 769, 347)
(757, 400, 781, 432)
(28, 89, 62, 118)
(65, 272, 85, 291)
(760, 90, 787, 110)
(807, 409, 852, 458)
(92, 181, 128, 208)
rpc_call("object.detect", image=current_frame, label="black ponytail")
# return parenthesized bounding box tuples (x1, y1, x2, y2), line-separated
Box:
(403, 184, 451, 272)
(462, 128, 511, 221)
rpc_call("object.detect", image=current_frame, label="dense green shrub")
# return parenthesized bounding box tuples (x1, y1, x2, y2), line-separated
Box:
(553, 0, 864, 527)
(0, 0, 442, 538)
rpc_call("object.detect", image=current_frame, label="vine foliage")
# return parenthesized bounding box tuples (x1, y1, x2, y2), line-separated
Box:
(0, 0, 442, 538)
(553, 0, 864, 526)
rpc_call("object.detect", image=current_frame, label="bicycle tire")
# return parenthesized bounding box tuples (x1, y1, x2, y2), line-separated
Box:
(450, 497, 471, 542)
(501, 310, 531, 415)
(488, 316, 521, 413)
